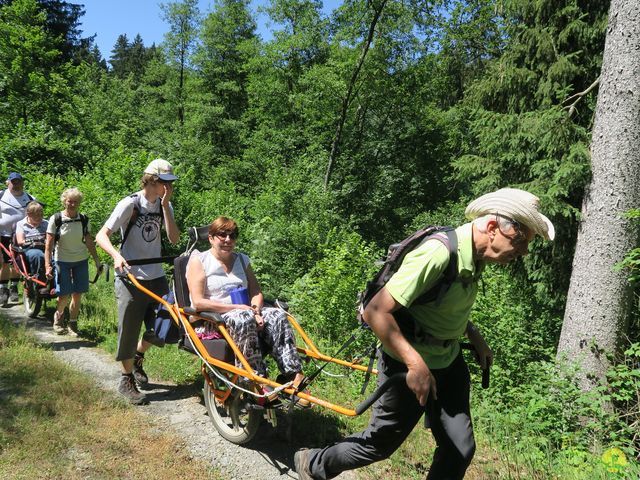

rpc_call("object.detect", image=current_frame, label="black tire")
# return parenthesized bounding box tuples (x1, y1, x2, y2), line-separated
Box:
(23, 282, 42, 318)
(203, 376, 261, 445)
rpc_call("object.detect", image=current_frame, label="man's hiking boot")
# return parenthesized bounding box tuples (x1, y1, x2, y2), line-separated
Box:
(8, 285, 19, 303)
(0, 287, 8, 306)
(118, 374, 147, 405)
(132, 353, 148, 387)
(67, 321, 80, 338)
(294, 449, 315, 480)
(52, 311, 66, 335)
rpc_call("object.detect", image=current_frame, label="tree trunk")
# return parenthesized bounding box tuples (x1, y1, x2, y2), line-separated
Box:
(557, 0, 640, 390)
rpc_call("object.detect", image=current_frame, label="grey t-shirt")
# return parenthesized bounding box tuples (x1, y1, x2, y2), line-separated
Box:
(103, 192, 173, 280)
(0, 190, 34, 236)
(16, 218, 48, 247)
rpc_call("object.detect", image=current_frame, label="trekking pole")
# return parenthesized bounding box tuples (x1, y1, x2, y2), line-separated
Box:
(460, 342, 490, 388)
(90, 263, 109, 284)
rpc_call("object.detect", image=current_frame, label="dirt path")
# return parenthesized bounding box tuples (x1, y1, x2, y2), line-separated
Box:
(2, 304, 357, 480)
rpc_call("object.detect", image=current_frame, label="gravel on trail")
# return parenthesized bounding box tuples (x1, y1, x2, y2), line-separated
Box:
(2, 304, 358, 480)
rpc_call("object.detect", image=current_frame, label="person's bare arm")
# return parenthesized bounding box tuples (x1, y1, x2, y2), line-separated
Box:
(160, 184, 179, 244)
(363, 287, 437, 406)
(15, 229, 26, 246)
(95, 226, 129, 272)
(44, 233, 55, 278)
(186, 256, 251, 314)
(465, 321, 493, 369)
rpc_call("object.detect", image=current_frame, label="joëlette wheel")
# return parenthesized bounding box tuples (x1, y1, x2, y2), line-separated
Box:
(203, 376, 260, 445)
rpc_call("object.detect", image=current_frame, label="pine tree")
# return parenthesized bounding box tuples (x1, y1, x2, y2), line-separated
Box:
(161, 0, 200, 126)
(109, 34, 130, 77)
(558, 0, 640, 389)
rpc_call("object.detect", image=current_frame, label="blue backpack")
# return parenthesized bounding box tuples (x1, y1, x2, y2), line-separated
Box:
(147, 291, 180, 345)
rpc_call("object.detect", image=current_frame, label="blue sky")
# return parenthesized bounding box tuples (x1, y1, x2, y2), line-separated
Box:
(73, 0, 342, 60)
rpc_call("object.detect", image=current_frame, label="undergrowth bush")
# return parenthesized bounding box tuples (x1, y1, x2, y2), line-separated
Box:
(288, 229, 380, 345)
(473, 343, 640, 478)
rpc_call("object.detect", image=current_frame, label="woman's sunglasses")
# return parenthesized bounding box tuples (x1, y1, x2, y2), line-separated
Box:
(213, 231, 238, 240)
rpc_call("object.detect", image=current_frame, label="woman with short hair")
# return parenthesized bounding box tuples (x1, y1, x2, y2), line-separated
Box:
(44, 188, 100, 335)
(15, 201, 48, 280)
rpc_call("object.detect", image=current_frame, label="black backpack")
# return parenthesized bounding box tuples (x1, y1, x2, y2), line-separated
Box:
(357, 225, 459, 324)
(53, 212, 89, 244)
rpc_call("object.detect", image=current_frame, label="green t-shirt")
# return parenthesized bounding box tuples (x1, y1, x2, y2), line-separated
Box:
(385, 223, 483, 369)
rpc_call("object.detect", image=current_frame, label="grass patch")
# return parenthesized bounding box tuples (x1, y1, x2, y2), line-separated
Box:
(0, 318, 223, 479)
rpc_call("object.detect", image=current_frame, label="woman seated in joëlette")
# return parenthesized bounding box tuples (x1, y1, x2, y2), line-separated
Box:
(185, 216, 307, 399)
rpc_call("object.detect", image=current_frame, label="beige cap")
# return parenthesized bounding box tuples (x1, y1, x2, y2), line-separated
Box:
(144, 158, 178, 181)
(465, 188, 555, 241)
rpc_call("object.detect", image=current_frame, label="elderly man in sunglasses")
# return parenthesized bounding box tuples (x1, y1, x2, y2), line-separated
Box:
(295, 188, 554, 480)
(96, 159, 180, 405)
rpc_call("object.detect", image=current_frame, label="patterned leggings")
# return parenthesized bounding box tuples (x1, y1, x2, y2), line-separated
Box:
(223, 307, 302, 377)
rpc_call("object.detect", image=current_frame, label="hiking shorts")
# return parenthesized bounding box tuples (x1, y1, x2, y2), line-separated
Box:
(0, 236, 12, 263)
(114, 275, 169, 362)
(55, 259, 89, 295)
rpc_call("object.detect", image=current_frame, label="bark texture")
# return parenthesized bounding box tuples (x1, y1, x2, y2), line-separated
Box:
(557, 0, 640, 389)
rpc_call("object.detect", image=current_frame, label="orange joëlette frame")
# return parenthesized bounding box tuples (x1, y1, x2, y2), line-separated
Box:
(0, 241, 48, 287)
(127, 273, 378, 416)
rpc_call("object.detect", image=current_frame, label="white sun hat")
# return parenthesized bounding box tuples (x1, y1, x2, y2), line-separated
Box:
(465, 188, 555, 241)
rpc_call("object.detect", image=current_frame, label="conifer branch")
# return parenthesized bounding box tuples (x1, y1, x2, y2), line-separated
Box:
(563, 77, 600, 117)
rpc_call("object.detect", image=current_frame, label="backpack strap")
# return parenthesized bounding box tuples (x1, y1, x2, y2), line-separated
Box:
(120, 193, 141, 248)
(79, 213, 89, 243)
(393, 229, 459, 343)
(54, 212, 90, 244)
(54, 212, 63, 242)
(413, 228, 458, 306)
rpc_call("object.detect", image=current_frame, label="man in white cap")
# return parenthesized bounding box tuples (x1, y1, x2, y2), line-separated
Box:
(295, 188, 554, 480)
(96, 159, 180, 404)
(0, 172, 36, 305)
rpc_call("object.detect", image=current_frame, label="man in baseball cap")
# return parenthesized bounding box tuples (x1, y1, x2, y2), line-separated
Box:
(96, 159, 180, 405)
(295, 187, 554, 480)
(0, 172, 36, 305)
(143, 158, 178, 182)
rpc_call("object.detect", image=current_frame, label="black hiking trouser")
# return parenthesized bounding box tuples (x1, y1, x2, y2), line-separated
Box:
(306, 348, 475, 480)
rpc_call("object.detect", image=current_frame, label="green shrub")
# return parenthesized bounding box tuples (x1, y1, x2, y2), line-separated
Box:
(288, 229, 380, 344)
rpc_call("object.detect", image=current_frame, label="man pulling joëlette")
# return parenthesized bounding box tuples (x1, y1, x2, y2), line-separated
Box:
(0, 172, 35, 305)
(295, 188, 555, 480)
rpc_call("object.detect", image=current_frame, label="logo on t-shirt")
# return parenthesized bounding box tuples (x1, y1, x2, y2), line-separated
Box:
(135, 213, 161, 242)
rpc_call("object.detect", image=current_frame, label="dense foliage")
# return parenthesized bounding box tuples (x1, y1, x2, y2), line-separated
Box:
(1, 0, 638, 476)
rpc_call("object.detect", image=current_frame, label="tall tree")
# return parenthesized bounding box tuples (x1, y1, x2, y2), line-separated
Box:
(324, 0, 387, 188)
(0, 0, 87, 63)
(452, 0, 609, 314)
(557, 0, 640, 388)
(194, 0, 257, 158)
(0, 0, 63, 125)
(161, 0, 200, 126)
(109, 34, 130, 77)
(128, 34, 148, 81)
